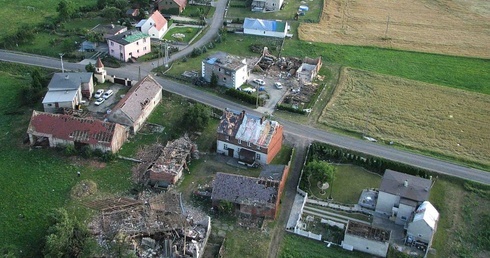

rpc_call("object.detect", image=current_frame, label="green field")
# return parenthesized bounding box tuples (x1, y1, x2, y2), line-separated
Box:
(227, 0, 323, 23)
(282, 40, 490, 95)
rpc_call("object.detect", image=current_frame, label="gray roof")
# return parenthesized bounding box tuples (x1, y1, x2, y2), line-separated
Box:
(111, 75, 162, 123)
(48, 73, 92, 91)
(211, 172, 278, 205)
(259, 165, 286, 182)
(203, 52, 246, 71)
(42, 89, 78, 103)
(91, 23, 127, 36)
(379, 170, 432, 202)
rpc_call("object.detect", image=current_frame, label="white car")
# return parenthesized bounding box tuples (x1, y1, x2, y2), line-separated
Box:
(94, 97, 105, 106)
(253, 79, 265, 86)
(242, 87, 256, 93)
(102, 89, 114, 99)
(94, 89, 104, 98)
(274, 82, 283, 89)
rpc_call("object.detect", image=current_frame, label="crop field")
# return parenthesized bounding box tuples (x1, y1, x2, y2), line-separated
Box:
(319, 68, 490, 166)
(298, 0, 490, 58)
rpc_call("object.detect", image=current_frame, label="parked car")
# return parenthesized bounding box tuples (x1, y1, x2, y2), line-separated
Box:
(253, 79, 265, 86)
(274, 82, 283, 89)
(242, 87, 256, 93)
(94, 89, 104, 98)
(94, 97, 105, 106)
(102, 89, 114, 99)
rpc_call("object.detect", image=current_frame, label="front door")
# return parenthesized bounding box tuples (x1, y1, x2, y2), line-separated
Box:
(227, 148, 234, 157)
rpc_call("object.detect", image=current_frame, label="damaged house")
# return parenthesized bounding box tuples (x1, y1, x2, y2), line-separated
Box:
(217, 109, 283, 165)
(201, 52, 248, 89)
(27, 110, 128, 153)
(108, 75, 162, 134)
(147, 135, 196, 188)
(211, 164, 289, 219)
(297, 56, 322, 83)
(342, 221, 391, 257)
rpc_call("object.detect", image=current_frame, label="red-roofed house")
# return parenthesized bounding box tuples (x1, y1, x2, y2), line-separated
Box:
(156, 0, 187, 14)
(108, 75, 162, 134)
(27, 111, 128, 153)
(139, 11, 168, 39)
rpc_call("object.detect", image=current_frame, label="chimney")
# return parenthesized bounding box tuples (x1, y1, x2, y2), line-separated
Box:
(403, 180, 408, 187)
(65, 75, 69, 80)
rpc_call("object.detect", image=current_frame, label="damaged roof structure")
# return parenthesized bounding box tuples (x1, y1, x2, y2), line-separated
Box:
(27, 110, 128, 153)
(342, 221, 391, 257)
(87, 190, 211, 258)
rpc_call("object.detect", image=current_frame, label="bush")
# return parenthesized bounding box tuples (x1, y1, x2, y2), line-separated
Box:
(276, 104, 306, 114)
(225, 88, 264, 106)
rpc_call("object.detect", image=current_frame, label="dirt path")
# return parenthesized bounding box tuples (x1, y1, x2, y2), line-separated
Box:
(267, 137, 309, 258)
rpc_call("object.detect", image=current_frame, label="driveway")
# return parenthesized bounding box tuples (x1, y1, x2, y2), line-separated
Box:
(86, 84, 127, 114)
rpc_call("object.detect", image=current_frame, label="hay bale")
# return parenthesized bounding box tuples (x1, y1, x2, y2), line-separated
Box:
(71, 180, 97, 199)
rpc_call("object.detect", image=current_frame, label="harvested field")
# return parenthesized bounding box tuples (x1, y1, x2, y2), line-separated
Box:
(299, 0, 490, 58)
(319, 67, 490, 166)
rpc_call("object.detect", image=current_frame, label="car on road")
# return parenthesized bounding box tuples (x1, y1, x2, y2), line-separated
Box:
(94, 89, 104, 98)
(102, 89, 114, 99)
(94, 97, 105, 106)
(274, 82, 283, 89)
(253, 79, 265, 86)
(242, 87, 256, 93)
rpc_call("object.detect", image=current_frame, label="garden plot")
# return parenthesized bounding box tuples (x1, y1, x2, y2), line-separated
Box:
(320, 67, 490, 166)
(299, 0, 490, 58)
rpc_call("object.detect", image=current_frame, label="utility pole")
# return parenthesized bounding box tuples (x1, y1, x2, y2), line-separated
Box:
(138, 66, 141, 81)
(164, 42, 169, 68)
(384, 16, 391, 39)
(157, 40, 161, 68)
(59, 53, 65, 73)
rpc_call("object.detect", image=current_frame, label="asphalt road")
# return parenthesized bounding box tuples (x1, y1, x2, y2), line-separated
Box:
(0, 0, 488, 185)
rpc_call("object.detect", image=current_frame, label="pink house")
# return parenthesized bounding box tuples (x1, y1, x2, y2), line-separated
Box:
(107, 30, 151, 62)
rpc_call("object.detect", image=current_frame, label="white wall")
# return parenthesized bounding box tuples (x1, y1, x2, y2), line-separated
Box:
(342, 234, 389, 257)
(233, 64, 248, 88)
(407, 221, 433, 244)
(396, 203, 415, 225)
(243, 28, 286, 38)
(216, 140, 268, 164)
(375, 191, 400, 216)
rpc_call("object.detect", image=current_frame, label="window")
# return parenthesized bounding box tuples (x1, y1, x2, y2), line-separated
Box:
(111, 49, 114, 53)
(223, 144, 228, 150)
(143, 38, 146, 43)
(418, 234, 422, 237)
(223, 77, 226, 81)
(144, 47, 147, 50)
(47, 104, 52, 106)
(401, 216, 407, 220)
(110, 42, 114, 46)
(136, 42, 139, 45)
(137, 50, 140, 53)
(219, 68, 221, 72)
(256, 154, 260, 160)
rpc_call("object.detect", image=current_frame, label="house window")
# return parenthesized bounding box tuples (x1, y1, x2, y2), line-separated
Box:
(111, 49, 114, 53)
(418, 234, 422, 237)
(136, 42, 139, 45)
(137, 50, 140, 53)
(256, 154, 260, 160)
(144, 47, 147, 50)
(219, 68, 221, 72)
(143, 38, 147, 43)
(47, 104, 52, 106)
(111, 42, 114, 46)
(401, 216, 407, 220)
(223, 77, 226, 81)
(223, 144, 228, 150)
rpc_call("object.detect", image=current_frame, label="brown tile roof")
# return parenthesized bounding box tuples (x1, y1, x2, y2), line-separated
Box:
(27, 110, 120, 147)
(173, 0, 187, 8)
(111, 75, 162, 123)
(95, 57, 104, 68)
(379, 169, 432, 202)
(150, 11, 168, 31)
(211, 172, 278, 205)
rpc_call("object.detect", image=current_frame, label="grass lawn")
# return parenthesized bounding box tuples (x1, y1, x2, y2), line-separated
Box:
(0, 0, 96, 37)
(282, 40, 490, 95)
(226, 0, 323, 22)
(279, 233, 372, 258)
(222, 227, 271, 258)
(163, 26, 202, 43)
(306, 164, 382, 204)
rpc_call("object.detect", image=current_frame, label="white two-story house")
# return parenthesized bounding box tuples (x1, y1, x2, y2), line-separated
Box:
(202, 52, 248, 89)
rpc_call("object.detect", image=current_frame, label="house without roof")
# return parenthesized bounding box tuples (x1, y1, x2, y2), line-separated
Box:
(217, 109, 283, 165)
(155, 0, 187, 14)
(91, 23, 128, 40)
(243, 18, 288, 38)
(406, 201, 439, 248)
(108, 75, 162, 134)
(107, 30, 151, 62)
(250, 0, 283, 12)
(201, 52, 248, 89)
(342, 221, 391, 257)
(375, 170, 433, 225)
(137, 11, 168, 39)
(297, 56, 322, 83)
(27, 111, 128, 153)
(42, 72, 94, 113)
(211, 164, 289, 219)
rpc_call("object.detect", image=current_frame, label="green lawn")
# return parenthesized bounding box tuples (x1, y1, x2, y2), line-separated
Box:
(223, 227, 271, 258)
(307, 164, 382, 204)
(163, 26, 201, 43)
(227, 0, 323, 22)
(282, 41, 490, 95)
(279, 233, 373, 258)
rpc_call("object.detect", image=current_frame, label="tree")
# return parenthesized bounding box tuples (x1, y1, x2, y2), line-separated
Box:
(305, 160, 336, 184)
(210, 72, 218, 88)
(181, 103, 210, 132)
(85, 63, 95, 73)
(57, 0, 76, 22)
(31, 69, 44, 89)
(102, 7, 122, 20)
(43, 208, 91, 258)
(97, 0, 108, 9)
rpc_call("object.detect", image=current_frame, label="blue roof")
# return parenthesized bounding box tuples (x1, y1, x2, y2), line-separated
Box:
(206, 57, 217, 64)
(243, 18, 286, 32)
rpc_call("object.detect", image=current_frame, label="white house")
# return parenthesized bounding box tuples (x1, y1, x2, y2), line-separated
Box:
(138, 11, 168, 39)
(201, 52, 248, 89)
(107, 30, 151, 62)
(375, 170, 432, 226)
(243, 18, 288, 38)
(42, 73, 94, 113)
(251, 0, 283, 12)
(216, 109, 284, 165)
(406, 201, 439, 247)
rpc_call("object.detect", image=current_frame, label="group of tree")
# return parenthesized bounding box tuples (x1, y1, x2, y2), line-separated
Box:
(20, 69, 49, 107)
(181, 103, 211, 132)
